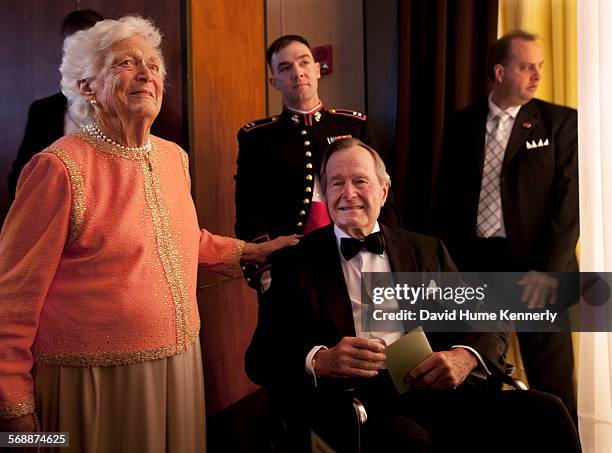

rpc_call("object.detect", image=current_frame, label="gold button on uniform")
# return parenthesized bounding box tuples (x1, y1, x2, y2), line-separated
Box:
(296, 222, 303, 227)
(303, 199, 310, 204)
(306, 163, 313, 169)
(305, 151, 312, 157)
(299, 210, 306, 216)
(305, 187, 312, 193)
(304, 141, 311, 146)
(306, 174, 313, 181)
(301, 130, 307, 135)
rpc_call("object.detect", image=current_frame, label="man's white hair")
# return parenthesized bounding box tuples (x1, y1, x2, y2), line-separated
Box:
(60, 16, 166, 126)
(320, 138, 392, 191)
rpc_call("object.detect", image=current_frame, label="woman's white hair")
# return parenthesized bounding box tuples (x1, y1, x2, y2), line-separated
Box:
(60, 16, 166, 126)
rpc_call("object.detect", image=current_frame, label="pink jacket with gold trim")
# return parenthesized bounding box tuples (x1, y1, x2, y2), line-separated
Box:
(0, 133, 244, 419)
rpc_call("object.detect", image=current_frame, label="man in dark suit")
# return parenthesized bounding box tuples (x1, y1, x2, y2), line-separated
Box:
(235, 35, 400, 244)
(246, 138, 580, 452)
(8, 9, 102, 198)
(435, 31, 578, 422)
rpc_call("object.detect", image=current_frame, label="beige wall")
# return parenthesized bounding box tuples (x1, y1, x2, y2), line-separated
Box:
(266, 0, 365, 114)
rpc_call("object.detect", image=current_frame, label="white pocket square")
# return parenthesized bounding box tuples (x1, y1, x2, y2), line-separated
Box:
(526, 138, 549, 149)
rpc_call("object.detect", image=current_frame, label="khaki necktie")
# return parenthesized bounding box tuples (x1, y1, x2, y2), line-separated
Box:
(477, 111, 510, 238)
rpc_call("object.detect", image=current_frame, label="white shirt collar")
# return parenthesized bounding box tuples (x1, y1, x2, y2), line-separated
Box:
(286, 101, 323, 115)
(487, 92, 522, 121)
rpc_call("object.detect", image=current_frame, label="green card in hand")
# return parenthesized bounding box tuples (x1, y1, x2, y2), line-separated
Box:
(385, 326, 433, 394)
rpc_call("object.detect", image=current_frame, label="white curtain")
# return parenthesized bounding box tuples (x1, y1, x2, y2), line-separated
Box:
(577, 1, 612, 451)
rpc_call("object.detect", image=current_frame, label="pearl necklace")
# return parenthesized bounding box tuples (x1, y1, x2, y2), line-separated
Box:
(84, 123, 152, 152)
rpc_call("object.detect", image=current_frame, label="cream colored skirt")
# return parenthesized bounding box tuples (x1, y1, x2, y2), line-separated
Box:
(33, 339, 206, 453)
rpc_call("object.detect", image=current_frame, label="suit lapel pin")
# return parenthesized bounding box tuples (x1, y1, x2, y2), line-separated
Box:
(522, 122, 532, 129)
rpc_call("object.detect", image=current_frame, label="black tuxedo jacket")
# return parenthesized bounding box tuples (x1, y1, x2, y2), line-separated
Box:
(435, 98, 578, 272)
(245, 224, 508, 398)
(8, 92, 67, 197)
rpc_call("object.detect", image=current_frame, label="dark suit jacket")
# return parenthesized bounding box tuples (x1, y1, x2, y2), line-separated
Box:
(234, 106, 401, 242)
(8, 92, 67, 197)
(245, 224, 509, 400)
(435, 98, 579, 272)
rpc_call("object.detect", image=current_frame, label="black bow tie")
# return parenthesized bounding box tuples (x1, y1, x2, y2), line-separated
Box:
(340, 232, 385, 260)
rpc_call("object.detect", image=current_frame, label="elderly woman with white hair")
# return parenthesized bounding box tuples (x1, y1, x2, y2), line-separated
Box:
(0, 16, 296, 452)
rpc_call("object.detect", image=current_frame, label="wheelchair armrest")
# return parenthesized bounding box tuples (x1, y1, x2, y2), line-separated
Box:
(351, 396, 368, 425)
(307, 388, 368, 452)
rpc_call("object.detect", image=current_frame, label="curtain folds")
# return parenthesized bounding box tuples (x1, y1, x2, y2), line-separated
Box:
(394, 0, 498, 233)
(577, 2, 612, 451)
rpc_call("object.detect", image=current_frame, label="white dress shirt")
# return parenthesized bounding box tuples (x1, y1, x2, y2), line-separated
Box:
(334, 223, 404, 345)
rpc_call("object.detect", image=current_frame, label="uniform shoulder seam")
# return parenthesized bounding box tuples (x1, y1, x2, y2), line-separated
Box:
(241, 116, 279, 132)
(328, 108, 367, 121)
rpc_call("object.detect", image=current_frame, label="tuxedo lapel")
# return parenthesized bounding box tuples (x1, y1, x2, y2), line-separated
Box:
(381, 225, 416, 272)
(313, 226, 356, 337)
(503, 100, 539, 164)
(383, 226, 403, 272)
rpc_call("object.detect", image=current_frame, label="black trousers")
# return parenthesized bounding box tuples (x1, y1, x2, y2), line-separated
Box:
(459, 237, 578, 426)
(349, 372, 580, 453)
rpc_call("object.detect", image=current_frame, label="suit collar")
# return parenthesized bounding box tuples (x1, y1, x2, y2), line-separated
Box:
(315, 225, 356, 337)
(332, 222, 381, 243)
(381, 224, 418, 272)
(487, 92, 521, 121)
(381, 224, 401, 272)
(503, 99, 540, 164)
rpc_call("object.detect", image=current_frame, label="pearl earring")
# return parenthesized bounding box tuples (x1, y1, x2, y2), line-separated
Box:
(89, 99, 97, 105)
